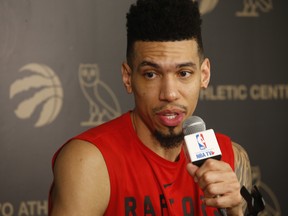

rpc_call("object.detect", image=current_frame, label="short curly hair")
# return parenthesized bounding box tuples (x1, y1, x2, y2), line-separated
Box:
(126, 0, 204, 64)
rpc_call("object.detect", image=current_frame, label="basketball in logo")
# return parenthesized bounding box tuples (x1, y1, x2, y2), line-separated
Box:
(9, 63, 64, 127)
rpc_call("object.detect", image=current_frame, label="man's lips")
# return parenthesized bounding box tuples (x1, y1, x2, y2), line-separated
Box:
(156, 110, 185, 127)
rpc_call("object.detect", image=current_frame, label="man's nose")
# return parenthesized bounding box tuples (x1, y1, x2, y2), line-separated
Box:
(159, 77, 180, 102)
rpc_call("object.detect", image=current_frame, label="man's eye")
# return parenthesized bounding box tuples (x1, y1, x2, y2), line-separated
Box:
(144, 72, 156, 79)
(179, 71, 191, 78)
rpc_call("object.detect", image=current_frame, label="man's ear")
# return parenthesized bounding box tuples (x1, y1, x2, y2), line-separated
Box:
(121, 62, 133, 94)
(200, 58, 211, 88)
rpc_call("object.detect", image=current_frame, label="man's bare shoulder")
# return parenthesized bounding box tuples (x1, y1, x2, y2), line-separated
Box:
(51, 139, 110, 216)
(55, 139, 104, 165)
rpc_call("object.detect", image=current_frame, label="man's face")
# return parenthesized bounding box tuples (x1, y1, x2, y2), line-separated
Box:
(122, 40, 210, 143)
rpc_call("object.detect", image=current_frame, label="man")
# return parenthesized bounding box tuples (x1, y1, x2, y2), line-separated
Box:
(49, 0, 252, 215)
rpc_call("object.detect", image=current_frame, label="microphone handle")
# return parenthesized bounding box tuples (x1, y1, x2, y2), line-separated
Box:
(218, 208, 227, 216)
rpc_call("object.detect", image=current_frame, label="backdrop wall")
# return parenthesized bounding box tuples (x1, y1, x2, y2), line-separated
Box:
(0, 0, 287, 215)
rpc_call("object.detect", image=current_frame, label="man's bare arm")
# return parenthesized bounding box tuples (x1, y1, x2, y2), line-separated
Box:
(232, 142, 252, 212)
(50, 139, 110, 216)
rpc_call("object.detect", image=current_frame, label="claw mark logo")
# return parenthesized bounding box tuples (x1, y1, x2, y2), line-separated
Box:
(79, 64, 121, 126)
(252, 166, 281, 216)
(195, 0, 219, 15)
(236, 0, 273, 17)
(9, 63, 63, 127)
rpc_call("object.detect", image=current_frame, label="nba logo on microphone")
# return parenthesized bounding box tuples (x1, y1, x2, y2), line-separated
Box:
(196, 133, 207, 150)
(184, 129, 222, 166)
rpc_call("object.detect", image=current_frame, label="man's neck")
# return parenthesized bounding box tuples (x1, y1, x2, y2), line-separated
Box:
(131, 111, 183, 162)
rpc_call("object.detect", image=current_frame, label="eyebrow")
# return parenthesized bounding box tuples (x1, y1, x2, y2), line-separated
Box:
(138, 61, 160, 69)
(176, 62, 197, 69)
(138, 61, 197, 70)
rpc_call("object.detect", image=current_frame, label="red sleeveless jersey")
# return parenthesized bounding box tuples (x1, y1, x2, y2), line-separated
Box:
(50, 112, 234, 216)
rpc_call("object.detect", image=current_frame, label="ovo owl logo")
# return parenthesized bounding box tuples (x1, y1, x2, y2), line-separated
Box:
(236, 0, 273, 17)
(9, 63, 63, 127)
(194, 0, 273, 17)
(79, 64, 121, 126)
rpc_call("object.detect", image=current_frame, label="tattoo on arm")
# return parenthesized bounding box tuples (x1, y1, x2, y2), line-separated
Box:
(232, 142, 252, 212)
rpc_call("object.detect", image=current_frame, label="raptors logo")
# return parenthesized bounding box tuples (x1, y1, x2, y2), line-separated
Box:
(10, 63, 63, 127)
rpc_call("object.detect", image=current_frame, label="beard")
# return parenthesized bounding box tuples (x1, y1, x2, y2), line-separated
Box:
(153, 126, 184, 149)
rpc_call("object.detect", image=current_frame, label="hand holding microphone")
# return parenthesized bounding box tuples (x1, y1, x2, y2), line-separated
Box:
(183, 116, 242, 216)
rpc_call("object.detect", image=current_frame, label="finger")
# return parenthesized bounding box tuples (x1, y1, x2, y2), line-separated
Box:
(202, 180, 231, 197)
(186, 163, 199, 182)
(201, 176, 242, 209)
(194, 159, 232, 181)
(203, 194, 226, 208)
(197, 169, 237, 192)
(203, 190, 242, 209)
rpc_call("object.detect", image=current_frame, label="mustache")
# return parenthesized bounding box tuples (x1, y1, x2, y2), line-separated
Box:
(152, 103, 187, 113)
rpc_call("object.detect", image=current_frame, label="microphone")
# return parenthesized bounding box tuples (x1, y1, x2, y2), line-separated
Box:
(182, 116, 222, 166)
(182, 116, 227, 216)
